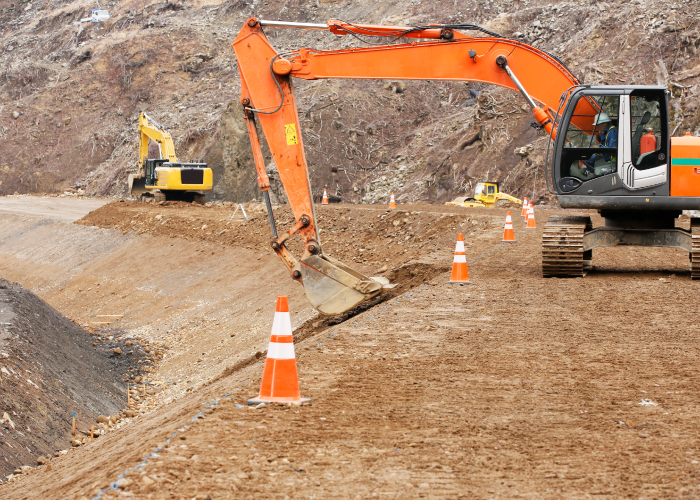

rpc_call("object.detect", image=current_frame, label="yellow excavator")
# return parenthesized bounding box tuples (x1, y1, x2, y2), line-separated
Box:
(128, 113, 213, 203)
(446, 181, 522, 208)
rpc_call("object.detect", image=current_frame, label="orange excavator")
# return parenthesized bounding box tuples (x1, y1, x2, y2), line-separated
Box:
(233, 18, 700, 315)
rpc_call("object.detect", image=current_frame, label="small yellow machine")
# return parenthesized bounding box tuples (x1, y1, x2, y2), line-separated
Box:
(446, 181, 521, 208)
(128, 113, 213, 203)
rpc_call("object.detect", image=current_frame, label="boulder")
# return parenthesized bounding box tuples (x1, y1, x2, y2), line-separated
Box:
(116, 478, 131, 489)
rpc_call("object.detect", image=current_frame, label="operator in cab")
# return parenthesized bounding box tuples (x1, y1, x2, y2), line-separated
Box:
(581, 112, 617, 176)
(570, 112, 617, 180)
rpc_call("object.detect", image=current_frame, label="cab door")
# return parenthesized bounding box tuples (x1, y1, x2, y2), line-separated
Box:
(483, 183, 497, 204)
(618, 89, 669, 190)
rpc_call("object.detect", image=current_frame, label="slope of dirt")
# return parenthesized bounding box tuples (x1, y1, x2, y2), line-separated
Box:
(77, 200, 511, 280)
(4, 201, 700, 498)
(0, 278, 136, 478)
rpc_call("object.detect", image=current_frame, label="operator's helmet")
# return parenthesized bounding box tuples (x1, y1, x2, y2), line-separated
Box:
(593, 112, 612, 126)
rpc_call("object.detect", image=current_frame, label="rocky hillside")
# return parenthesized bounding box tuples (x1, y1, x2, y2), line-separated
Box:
(1, 0, 699, 204)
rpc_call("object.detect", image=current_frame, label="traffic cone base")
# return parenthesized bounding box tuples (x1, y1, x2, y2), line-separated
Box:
(502, 211, 516, 243)
(247, 296, 310, 405)
(448, 234, 472, 285)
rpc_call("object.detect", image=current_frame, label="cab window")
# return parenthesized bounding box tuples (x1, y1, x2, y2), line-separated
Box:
(630, 90, 665, 170)
(562, 95, 619, 182)
(487, 185, 495, 195)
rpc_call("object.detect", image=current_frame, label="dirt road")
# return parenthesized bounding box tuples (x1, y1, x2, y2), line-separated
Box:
(0, 195, 108, 222)
(2, 199, 700, 499)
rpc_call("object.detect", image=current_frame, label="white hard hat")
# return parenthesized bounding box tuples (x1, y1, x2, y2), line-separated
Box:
(593, 112, 611, 125)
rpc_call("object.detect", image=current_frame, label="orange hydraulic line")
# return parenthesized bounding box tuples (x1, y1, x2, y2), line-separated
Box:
(255, 18, 597, 132)
(326, 19, 471, 40)
(258, 19, 471, 40)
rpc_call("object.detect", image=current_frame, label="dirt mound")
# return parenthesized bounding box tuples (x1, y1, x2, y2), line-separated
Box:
(0, 279, 134, 477)
(77, 200, 507, 282)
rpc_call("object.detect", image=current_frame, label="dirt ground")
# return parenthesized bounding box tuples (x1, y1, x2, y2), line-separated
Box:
(2, 198, 700, 499)
(0, 278, 138, 477)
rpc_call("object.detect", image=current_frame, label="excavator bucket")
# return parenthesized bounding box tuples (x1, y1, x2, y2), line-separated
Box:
(299, 254, 384, 315)
(128, 174, 147, 197)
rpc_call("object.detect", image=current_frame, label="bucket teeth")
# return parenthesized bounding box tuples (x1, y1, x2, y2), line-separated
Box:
(542, 215, 592, 277)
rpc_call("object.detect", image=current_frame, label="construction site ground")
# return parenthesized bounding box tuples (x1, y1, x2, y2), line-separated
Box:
(1, 196, 700, 499)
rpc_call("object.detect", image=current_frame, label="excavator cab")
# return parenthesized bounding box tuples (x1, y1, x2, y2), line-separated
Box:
(552, 86, 670, 202)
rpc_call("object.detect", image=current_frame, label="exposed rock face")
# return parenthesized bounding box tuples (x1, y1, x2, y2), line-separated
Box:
(210, 101, 258, 202)
(0, 0, 698, 204)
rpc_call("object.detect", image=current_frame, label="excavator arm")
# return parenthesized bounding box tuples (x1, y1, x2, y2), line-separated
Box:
(232, 18, 598, 315)
(138, 113, 178, 171)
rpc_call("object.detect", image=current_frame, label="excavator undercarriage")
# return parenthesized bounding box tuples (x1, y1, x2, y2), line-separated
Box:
(543, 212, 700, 278)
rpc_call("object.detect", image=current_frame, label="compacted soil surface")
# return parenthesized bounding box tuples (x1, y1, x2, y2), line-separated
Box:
(1, 198, 700, 499)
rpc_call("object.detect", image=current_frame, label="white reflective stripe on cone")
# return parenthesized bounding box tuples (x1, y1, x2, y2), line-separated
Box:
(455, 241, 465, 252)
(267, 342, 296, 360)
(270, 311, 293, 338)
(454, 254, 467, 263)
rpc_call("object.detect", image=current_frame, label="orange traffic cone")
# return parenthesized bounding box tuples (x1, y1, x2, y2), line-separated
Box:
(389, 192, 396, 209)
(248, 296, 310, 405)
(322, 189, 328, 205)
(502, 211, 516, 242)
(524, 201, 532, 223)
(521, 197, 528, 218)
(526, 203, 537, 228)
(448, 234, 472, 284)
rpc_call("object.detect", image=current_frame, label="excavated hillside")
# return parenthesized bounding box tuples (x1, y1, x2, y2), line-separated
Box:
(3, 198, 700, 498)
(1, 0, 699, 204)
(0, 278, 140, 478)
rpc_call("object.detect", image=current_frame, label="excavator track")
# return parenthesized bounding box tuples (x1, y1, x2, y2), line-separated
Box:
(542, 215, 592, 277)
(691, 218, 700, 280)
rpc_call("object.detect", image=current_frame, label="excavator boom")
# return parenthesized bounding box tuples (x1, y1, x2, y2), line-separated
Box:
(138, 113, 178, 167)
(232, 18, 598, 314)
